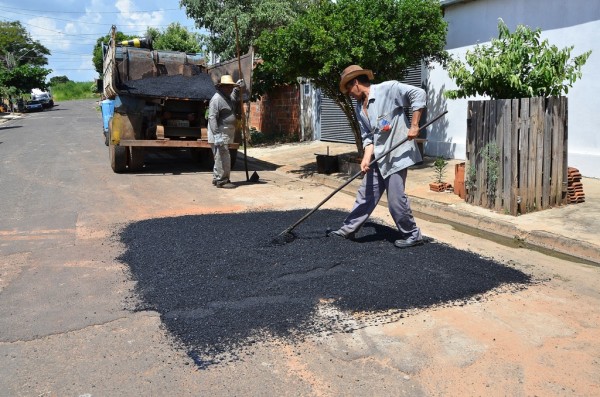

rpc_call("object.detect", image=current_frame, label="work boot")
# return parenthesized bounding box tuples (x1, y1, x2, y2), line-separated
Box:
(216, 180, 236, 189)
(326, 229, 355, 240)
(394, 236, 424, 249)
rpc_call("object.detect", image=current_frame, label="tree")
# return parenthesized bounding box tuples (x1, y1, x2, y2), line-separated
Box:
(50, 75, 70, 85)
(180, 0, 314, 59)
(0, 21, 51, 95)
(0, 64, 51, 93)
(146, 23, 202, 53)
(444, 19, 592, 100)
(0, 21, 50, 69)
(254, 0, 448, 155)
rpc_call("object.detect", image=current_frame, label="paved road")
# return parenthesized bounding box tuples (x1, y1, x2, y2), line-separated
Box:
(0, 100, 599, 396)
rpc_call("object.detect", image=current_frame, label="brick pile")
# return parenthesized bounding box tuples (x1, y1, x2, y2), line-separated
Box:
(567, 167, 585, 204)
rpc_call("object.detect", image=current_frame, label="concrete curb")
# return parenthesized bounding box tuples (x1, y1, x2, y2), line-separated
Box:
(409, 196, 600, 265)
(273, 165, 600, 265)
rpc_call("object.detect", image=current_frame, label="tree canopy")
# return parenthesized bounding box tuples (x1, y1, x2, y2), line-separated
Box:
(444, 19, 592, 99)
(254, 0, 448, 153)
(0, 21, 52, 96)
(180, 0, 314, 59)
(146, 22, 202, 53)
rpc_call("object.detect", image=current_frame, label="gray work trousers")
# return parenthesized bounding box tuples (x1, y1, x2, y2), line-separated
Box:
(339, 164, 421, 240)
(211, 144, 231, 183)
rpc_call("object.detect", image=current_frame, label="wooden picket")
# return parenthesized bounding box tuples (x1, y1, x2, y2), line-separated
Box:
(465, 97, 568, 215)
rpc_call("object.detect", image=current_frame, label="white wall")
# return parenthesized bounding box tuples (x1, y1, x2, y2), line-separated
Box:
(427, 0, 600, 177)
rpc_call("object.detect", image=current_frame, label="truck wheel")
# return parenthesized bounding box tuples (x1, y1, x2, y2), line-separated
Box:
(128, 147, 144, 171)
(191, 148, 214, 170)
(110, 145, 127, 173)
(230, 149, 238, 168)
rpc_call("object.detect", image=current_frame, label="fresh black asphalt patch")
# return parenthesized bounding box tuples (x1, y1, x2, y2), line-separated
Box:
(118, 209, 531, 368)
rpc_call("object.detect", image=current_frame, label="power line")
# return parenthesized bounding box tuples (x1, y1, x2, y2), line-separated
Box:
(0, 7, 194, 27)
(0, 5, 182, 14)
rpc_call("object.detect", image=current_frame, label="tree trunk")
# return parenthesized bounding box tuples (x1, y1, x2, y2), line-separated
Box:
(318, 79, 363, 157)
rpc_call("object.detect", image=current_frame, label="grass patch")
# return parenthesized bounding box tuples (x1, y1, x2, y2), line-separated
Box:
(50, 81, 100, 101)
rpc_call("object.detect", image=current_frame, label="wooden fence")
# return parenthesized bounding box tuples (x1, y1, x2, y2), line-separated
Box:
(465, 97, 568, 215)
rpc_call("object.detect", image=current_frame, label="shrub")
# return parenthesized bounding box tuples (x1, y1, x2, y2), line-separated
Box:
(445, 19, 591, 99)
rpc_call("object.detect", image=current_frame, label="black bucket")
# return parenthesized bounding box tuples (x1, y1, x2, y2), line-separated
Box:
(316, 154, 339, 174)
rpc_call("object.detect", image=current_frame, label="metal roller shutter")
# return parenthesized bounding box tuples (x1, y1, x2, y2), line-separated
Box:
(319, 64, 423, 143)
(320, 95, 356, 143)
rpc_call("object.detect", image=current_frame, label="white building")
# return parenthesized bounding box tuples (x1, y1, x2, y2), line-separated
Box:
(427, 0, 600, 177)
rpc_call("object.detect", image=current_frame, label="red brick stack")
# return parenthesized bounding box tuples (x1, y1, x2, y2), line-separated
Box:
(567, 167, 585, 204)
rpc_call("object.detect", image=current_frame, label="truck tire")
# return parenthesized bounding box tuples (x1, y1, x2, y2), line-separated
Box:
(110, 144, 127, 173)
(229, 149, 238, 168)
(128, 147, 144, 171)
(191, 148, 214, 170)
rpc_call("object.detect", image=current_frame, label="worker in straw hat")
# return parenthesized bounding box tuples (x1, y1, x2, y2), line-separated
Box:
(327, 65, 426, 248)
(208, 74, 244, 188)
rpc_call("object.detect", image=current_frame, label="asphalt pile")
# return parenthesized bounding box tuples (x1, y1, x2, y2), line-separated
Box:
(119, 209, 531, 368)
(120, 73, 217, 100)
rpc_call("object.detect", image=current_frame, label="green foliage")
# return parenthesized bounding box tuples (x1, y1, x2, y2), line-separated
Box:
(480, 142, 500, 201)
(146, 23, 202, 53)
(465, 162, 477, 192)
(254, 0, 448, 154)
(465, 142, 500, 200)
(49, 75, 70, 85)
(445, 19, 592, 99)
(0, 21, 51, 95)
(432, 156, 448, 184)
(0, 21, 50, 68)
(180, 0, 312, 59)
(249, 127, 300, 146)
(0, 64, 51, 93)
(51, 81, 99, 101)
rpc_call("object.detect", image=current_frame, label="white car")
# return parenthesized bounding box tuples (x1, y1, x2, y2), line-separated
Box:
(32, 92, 54, 108)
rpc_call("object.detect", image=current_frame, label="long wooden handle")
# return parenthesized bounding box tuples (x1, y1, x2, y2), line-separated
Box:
(280, 110, 448, 236)
(234, 16, 250, 181)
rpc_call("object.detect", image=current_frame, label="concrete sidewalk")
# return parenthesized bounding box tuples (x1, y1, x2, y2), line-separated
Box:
(245, 141, 600, 264)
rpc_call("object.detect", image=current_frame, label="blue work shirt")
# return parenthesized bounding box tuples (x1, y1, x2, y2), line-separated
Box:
(356, 81, 426, 179)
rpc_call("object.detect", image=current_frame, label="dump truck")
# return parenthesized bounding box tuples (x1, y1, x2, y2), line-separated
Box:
(102, 25, 248, 173)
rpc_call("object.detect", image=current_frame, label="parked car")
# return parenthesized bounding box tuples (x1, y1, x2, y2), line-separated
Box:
(25, 100, 43, 112)
(32, 92, 54, 108)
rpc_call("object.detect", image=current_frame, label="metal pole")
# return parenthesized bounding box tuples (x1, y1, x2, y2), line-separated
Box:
(234, 16, 250, 182)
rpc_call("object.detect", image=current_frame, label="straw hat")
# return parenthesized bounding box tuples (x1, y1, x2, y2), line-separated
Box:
(339, 65, 374, 93)
(216, 75, 238, 86)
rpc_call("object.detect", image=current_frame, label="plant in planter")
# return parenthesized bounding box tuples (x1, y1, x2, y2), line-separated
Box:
(444, 19, 591, 214)
(430, 156, 449, 192)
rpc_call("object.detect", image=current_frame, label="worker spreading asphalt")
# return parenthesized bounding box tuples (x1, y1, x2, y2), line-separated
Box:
(120, 73, 217, 100)
(118, 209, 531, 368)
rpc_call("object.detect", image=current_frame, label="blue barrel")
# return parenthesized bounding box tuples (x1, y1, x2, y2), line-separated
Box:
(101, 99, 115, 133)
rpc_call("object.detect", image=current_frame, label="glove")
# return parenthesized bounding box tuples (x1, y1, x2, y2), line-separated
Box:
(236, 79, 246, 89)
(214, 133, 224, 146)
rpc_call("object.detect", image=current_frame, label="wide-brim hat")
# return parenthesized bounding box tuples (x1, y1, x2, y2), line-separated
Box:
(216, 75, 238, 86)
(339, 65, 374, 93)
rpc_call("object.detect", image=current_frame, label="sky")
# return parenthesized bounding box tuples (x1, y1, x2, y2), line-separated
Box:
(0, 0, 200, 82)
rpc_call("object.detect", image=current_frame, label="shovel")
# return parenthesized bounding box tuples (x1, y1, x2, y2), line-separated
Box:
(272, 110, 448, 244)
